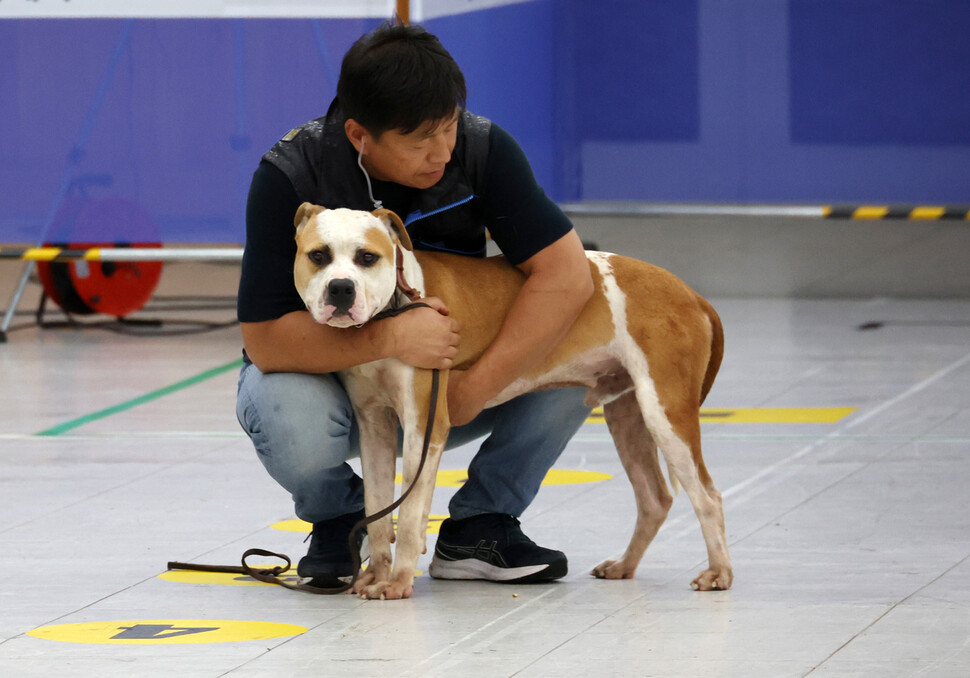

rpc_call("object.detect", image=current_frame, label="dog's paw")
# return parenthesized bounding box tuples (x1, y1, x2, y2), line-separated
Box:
(351, 570, 378, 595)
(690, 567, 733, 591)
(591, 559, 636, 580)
(359, 580, 414, 600)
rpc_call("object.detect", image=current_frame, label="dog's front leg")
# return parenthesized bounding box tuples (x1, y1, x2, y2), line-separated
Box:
(351, 403, 398, 596)
(361, 369, 450, 600)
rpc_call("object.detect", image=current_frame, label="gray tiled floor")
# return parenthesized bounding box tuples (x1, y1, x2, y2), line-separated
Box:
(1, 294, 968, 677)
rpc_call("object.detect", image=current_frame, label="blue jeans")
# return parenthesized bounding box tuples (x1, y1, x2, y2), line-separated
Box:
(236, 362, 591, 524)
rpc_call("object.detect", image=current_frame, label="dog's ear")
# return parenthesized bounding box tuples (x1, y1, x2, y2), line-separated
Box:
(372, 208, 413, 251)
(294, 203, 326, 231)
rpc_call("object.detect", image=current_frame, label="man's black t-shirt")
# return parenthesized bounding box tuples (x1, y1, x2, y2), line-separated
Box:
(237, 120, 573, 324)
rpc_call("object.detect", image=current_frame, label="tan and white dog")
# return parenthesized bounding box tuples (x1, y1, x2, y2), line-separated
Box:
(293, 203, 731, 600)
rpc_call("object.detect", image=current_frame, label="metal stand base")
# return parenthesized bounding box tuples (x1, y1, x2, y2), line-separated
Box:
(0, 261, 35, 343)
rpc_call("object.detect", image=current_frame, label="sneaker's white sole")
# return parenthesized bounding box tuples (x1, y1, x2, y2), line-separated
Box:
(428, 555, 549, 582)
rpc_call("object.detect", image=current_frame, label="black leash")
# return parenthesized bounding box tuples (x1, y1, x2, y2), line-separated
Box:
(167, 301, 442, 595)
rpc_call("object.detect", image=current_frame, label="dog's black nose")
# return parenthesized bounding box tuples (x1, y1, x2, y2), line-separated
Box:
(327, 278, 356, 310)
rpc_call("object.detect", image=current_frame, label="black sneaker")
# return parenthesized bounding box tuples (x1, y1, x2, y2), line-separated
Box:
(297, 509, 368, 588)
(429, 514, 567, 583)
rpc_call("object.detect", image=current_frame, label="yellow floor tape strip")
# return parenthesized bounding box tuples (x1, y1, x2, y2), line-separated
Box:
(586, 407, 856, 424)
(28, 620, 306, 644)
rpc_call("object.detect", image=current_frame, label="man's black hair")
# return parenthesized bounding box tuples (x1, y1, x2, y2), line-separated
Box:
(337, 23, 467, 136)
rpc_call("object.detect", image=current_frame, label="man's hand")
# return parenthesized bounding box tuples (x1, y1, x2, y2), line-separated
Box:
(385, 297, 460, 370)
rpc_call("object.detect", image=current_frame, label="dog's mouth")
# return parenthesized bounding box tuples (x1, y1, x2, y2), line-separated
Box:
(327, 317, 359, 328)
(314, 304, 370, 328)
(308, 303, 337, 326)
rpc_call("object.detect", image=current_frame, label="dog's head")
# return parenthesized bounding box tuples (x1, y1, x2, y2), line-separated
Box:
(293, 204, 413, 328)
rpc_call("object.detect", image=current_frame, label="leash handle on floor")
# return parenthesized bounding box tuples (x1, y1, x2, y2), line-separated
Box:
(167, 549, 344, 595)
(167, 302, 442, 595)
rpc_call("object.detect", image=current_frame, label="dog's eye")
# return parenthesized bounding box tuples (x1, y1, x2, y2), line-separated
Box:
(308, 248, 332, 267)
(356, 251, 380, 267)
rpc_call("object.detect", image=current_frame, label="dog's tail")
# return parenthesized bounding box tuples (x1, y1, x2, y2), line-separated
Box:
(698, 296, 724, 406)
(666, 296, 724, 499)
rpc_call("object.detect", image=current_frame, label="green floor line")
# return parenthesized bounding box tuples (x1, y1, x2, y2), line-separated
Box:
(36, 358, 244, 437)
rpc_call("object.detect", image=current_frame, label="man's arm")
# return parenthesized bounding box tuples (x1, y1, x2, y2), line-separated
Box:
(242, 300, 460, 374)
(447, 228, 593, 425)
(444, 123, 594, 425)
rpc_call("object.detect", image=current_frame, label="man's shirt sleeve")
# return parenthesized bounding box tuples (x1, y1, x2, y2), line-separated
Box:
(237, 161, 306, 323)
(476, 123, 575, 266)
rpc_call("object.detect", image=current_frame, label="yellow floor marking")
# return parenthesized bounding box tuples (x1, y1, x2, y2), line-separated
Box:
(402, 468, 612, 487)
(27, 620, 305, 644)
(273, 514, 450, 535)
(159, 567, 302, 587)
(586, 407, 856, 424)
(160, 564, 421, 586)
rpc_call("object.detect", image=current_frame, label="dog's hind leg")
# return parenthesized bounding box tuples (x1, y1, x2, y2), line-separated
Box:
(640, 385, 732, 591)
(668, 415, 731, 591)
(592, 391, 673, 580)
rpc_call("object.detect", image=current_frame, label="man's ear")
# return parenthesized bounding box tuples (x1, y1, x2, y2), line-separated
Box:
(372, 208, 413, 251)
(344, 119, 368, 153)
(294, 203, 326, 231)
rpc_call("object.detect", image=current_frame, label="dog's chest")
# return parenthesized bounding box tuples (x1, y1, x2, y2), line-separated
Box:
(340, 360, 413, 412)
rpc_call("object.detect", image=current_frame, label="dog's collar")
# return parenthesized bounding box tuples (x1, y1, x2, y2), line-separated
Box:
(395, 247, 421, 302)
(361, 247, 421, 326)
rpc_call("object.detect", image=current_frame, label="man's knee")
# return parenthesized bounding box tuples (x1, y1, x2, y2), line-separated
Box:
(237, 366, 359, 467)
(513, 386, 590, 425)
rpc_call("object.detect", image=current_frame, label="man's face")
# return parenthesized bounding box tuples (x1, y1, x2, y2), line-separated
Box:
(359, 110, 459, 190)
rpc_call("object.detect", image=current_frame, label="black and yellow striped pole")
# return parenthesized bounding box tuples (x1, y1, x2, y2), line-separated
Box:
(822, 205, 970, 220)
(0, 246, 243, 262)
(560, 203, 970, 219)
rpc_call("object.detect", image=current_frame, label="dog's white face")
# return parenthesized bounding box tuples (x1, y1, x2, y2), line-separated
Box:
(294, 205, 408, 328)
